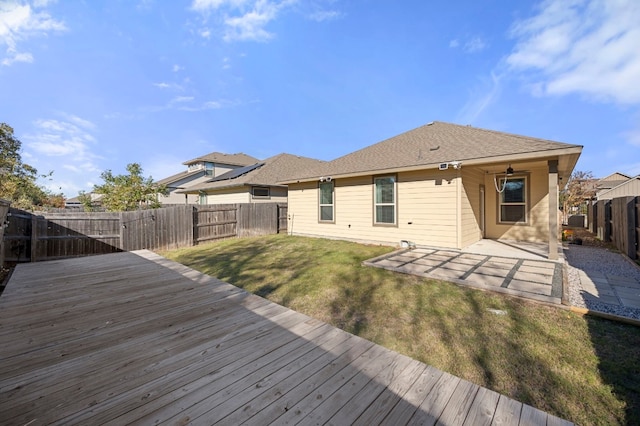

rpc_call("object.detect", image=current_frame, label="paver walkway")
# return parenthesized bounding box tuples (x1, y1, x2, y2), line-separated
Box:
(564, 244, 640, 313)
(365, 248, 564, 305)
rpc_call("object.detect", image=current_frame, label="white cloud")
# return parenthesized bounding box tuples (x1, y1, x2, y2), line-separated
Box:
(449, 35, 487, 53)
(171, 96, 195, 103)
(144, 96, 229, 112)
(507, 0, 640, 105)
(0, 0, 66, 66)
(464, 37, 487, 53)
(24, 117, 101, 170)
(172, 64, 184, 72)
(307, 10, 342, 22)
(190, 0, 298, 42)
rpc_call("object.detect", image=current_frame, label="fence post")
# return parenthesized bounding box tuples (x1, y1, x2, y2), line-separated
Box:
(31, 214, 38, 262)
(119, 211, 125, 251)
(626, 196, 637, 260)
(0, 199, 9, 267)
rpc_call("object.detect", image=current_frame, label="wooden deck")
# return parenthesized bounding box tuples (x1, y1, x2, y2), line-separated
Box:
(0, 251, 573, 425)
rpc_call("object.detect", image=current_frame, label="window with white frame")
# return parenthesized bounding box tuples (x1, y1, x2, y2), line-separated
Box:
(252, 186, 270, 198)
(374, 175, 396, 225)
(199, 192, 207, 205)
(499, 177, 527, 223)
(318, 181, 334, 222)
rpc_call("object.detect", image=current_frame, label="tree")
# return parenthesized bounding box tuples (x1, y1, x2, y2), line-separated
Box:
(93, 163, 167, 212)
(77, 191, 95, 212)
(0, 122, 62, 209)
(560, 170, 597, 224)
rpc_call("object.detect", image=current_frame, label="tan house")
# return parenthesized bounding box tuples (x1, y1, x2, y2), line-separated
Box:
(596, 175, 640, 200)
(156, 152, 259, 204)
(179, 153, 324, 205)
(281, 121, 582, 260)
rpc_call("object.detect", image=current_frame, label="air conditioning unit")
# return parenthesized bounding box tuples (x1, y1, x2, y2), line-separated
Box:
(438, 163, 449, 171)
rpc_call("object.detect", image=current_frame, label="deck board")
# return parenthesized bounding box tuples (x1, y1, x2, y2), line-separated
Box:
(0, 250, 573, 425)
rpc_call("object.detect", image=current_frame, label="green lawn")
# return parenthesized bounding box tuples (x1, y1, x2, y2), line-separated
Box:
(162, 234, 640, 426)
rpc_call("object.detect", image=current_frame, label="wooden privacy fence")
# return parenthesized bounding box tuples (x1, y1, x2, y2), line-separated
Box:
(194, 203, 287, 244)
(2, 203, 288, 264)
(591, 196, 639, 260)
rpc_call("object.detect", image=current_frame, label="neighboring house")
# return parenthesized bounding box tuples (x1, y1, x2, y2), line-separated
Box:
(65, 193, 103, 209)
(281, 121, 582, 260)
(156, 152, 259, 204)
(179, 153, 324, 205)
(594, 172, 637, 200)
(596, 175, 640, 200)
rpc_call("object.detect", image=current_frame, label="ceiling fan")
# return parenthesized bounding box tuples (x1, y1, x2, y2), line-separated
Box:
(493, 164, 528, 193)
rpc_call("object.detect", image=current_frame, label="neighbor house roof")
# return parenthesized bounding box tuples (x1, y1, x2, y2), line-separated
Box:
(179, 153, 325, 193)
(595, 172, 632, 191)
(182, 152, 259, 167)
(155, 169, 203, 186)
(281, 121, 583, 183)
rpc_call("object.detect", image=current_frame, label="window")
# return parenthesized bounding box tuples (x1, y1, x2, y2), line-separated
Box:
(204, 162, 214, 176)
(199, 192, 207, 205)
(318, 181, 334, 222)
(374, 176, 396, 225)
(499, 177, 527, 223)
(252, 186, 270, 198)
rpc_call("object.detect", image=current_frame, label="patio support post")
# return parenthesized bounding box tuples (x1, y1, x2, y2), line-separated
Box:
(548, 160, 559, 260)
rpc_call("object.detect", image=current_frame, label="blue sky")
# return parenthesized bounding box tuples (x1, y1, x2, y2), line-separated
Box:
(1, 0, 639, 197)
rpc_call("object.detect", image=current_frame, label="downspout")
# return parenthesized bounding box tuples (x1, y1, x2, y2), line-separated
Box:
(456, 169, 462, 249)
(548, 160, 559, 260)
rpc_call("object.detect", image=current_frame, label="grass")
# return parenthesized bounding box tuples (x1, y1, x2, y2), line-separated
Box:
(162, 234, 640, 426)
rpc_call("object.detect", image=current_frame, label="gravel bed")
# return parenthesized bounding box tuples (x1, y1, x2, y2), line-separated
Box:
(563, 244, 640, 320)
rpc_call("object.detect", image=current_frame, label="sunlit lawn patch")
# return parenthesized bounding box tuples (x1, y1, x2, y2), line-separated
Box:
(162, 234, 640, 426)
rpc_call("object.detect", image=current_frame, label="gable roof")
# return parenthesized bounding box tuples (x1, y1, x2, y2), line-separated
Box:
(597, 172, 631, 183)
(183, 152, 259, 167)
(179, 153, 325, 193)
(155, 169, 203, 186)
(281, 121, 582, 183)
(595, 172, 632, 191)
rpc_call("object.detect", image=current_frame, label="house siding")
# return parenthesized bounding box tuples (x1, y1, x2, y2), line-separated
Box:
(288, 169, 459, 247)
(250, 186, 288, 203)
(200, 186, 288, 205)
(203, 188, 251, 204)
(461, 167, 484, 248)
(597, 178, 640, 200)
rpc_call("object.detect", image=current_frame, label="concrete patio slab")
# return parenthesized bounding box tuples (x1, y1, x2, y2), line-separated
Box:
(364, 243, 564, 305)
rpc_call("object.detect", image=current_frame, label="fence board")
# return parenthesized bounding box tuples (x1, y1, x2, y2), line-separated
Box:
(278, 204, 288, 234)
(611, 197, 636, 260)
(596, 200, 611, 242)
(194, 204, 238, 243)
(3, 203, 283, 265)
(0, 199, 10, 267)
(589, 200, 597, 234)
(636, 197, 640, 261)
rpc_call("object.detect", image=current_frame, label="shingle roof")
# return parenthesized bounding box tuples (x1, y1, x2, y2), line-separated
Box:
(155, 169, 203, 186)
(179, 153, 325, 193)
(182, 152, 259, 167)
(283, 121, 582, 182)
